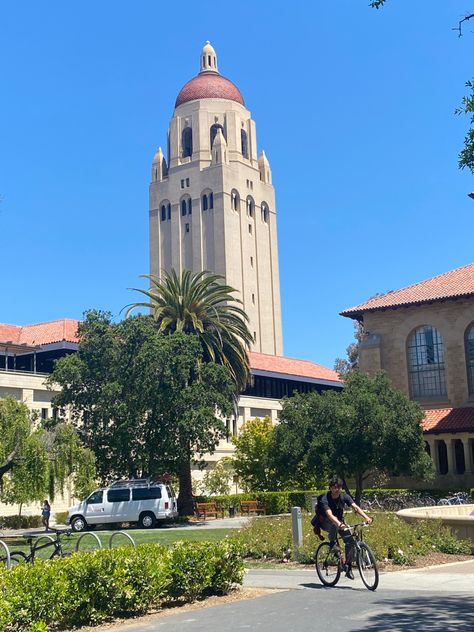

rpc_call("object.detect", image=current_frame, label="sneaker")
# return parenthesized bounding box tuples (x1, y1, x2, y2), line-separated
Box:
(344, 565, 354, 580)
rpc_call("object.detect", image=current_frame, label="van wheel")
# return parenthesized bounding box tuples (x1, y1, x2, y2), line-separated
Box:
(139, 512, 156, 529)
(71, 516, 87, 532)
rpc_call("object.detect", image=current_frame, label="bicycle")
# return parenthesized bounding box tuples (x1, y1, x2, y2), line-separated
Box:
(0, 528, 73, 567)
(315, 522, 379, 591)
(438, 492, 469, 505)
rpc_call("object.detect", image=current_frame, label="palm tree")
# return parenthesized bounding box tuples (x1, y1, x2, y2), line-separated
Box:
(125, 269, 253, 514)
(125, 269, 253, 391)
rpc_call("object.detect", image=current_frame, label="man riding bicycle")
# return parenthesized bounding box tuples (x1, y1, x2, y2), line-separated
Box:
(312, 476, 372, 579)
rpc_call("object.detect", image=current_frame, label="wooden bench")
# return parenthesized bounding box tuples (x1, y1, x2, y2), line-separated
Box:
(195, 502, 224, 520)
(240, 500, 265, 516)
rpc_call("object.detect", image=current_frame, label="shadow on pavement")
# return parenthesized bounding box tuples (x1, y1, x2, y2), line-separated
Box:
(364, 594, 474, 631)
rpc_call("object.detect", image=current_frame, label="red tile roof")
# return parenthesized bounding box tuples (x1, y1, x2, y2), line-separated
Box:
(341, 262, 474, 319)
(175, 72, 245, 107)
(0, 319, 79, 346)
(249, 351, 341, 384)
(423, 407, 474, 433)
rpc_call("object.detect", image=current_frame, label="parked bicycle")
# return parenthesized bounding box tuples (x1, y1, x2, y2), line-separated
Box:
(315, 522, 379, 591)
(438, 492, 469, 505)
(0, 528, 73, 567)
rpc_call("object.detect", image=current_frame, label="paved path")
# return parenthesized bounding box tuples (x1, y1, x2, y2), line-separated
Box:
(94, 560, 474, 631)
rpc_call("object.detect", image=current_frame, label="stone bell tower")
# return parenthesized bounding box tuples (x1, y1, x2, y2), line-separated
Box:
(149, 42, 283, 356)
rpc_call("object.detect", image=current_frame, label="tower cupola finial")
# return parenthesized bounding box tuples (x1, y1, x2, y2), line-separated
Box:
(200, 41, 218, 73)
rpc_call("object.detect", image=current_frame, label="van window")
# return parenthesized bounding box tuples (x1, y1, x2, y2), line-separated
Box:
(132, 487, 162, 501)
(107, 489, 130, 502)
(87, 490, 103, 504)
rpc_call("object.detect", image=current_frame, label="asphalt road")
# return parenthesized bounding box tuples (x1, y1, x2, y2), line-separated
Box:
(97, 561, 474, 632)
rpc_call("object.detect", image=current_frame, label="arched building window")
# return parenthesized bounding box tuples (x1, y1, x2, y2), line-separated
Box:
(161, 205, 166, 221)
(209, 192, 214, 209)
(182, 127, 193, 158)
(465, 323, 474, 396)
(181, 199, 187, 216)
(187, 198, 192, 215)
(167, 203, 171, 220)
(261, 203, 269, 223)
(241, 128, 249, 158)
(407, 325, 447, 399)
(210, 123, 224, 148)
(246, 196, 254, 218)
(231, 190, 240, 211)
(202, 194, 208, 211)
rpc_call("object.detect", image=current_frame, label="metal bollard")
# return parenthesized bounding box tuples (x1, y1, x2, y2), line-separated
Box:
(291, 506, 303, 560)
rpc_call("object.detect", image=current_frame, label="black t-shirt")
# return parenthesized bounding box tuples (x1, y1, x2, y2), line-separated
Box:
(318, 491, 354, 521)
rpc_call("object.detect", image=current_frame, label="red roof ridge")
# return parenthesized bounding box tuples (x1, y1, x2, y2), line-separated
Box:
(341, 261, 474, 317)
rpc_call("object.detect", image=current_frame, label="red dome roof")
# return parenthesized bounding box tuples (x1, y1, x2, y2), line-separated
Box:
(175, 71, 245, 108)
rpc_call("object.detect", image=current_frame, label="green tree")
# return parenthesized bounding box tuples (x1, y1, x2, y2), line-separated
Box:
(369, 1, 474, 175)
(0, 397, 96, 509)
(334, 321, 365, 376)
(200, 457, 234, 496)
(232, 417, 276, 491)
(125, 269, 253, 392)
(271, 372, 433, 502)
(50, 311, 235, 515)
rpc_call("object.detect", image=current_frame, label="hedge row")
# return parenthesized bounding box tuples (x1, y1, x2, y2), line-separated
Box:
(196, 488, 474, 515)
(0, 540, 244, 631)
(0, 515, 42, 530)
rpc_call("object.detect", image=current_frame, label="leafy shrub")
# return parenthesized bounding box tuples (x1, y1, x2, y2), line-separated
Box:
(0, 541, 244, 630)
(54, 511, 68, 525)
(232, 513, 472, 566)
(0, 515, 42, 529)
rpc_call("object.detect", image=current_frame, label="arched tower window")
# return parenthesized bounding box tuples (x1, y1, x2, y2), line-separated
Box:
(167, 203, 171, 220)
(241, 128, 249, 158)
(188, 198, 192, 215)
(210, 123, 225, 148)
(161, 205, 166, 221)
(261, 203, 269, 223)
(209, 192, 214, 209)
(231, 190, 240, 212)
(246, 196, 255, 218)
(202, 194, 208, 211)
(181, 199, 187, 216)
(465, 323, 474, 396)
(407, 325, 447, 399)
(182, 127, 193, 158)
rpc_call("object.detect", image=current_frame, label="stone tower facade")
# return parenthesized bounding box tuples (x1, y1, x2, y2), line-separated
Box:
(149, 42, 283, 355)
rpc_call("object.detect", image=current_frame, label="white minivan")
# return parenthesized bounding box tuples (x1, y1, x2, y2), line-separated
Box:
(66, 479, 178, 531)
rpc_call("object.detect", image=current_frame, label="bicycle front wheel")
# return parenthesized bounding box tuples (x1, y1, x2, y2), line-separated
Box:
(357, 542, 379, 591)
(0, 551, 28, 568)
(315, 542, 341, 587)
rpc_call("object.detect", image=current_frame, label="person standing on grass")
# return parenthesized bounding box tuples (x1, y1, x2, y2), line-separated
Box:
(312, 476, 372, 579)
(41, 500, 51, 531)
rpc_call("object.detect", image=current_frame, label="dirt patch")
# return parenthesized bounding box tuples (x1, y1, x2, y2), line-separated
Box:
(73, 587, 279, 632)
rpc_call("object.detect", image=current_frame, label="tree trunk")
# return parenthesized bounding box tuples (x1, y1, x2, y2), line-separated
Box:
(355, 472, 364, 505)
(177, 457, 195, 516)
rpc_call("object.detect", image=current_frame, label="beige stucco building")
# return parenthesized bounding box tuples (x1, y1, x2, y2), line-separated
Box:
(149, 43, 282, 355)
(342, 263, 474, 488)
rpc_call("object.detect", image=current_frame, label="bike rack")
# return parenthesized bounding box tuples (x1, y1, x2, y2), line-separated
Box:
(108, 531, 136, 549)
(0, 540, 11, 570)
(75, 531, 102, 552)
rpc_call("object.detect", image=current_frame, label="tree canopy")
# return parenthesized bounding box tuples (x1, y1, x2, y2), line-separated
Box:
(50, 311, 236, 514)
(232, 417, 275, 492)
(125, 269, 253, 392)
(0, 397, 96, 508)
(270, 371, 433, 501)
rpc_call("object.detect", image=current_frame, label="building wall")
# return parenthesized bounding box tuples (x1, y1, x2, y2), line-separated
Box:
(357, 297, 474, 488)
(359, 297, 474, 408)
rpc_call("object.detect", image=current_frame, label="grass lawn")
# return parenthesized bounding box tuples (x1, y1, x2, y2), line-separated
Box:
(5, 528, 233, 560)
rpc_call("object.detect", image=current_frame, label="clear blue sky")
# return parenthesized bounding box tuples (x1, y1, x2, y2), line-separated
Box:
(1, 1, 473, 368)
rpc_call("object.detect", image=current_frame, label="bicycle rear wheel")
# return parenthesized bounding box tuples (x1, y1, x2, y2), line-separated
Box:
(0, 551, 28, 568)
(315, 542, 341, 587)
(356, 542, 379, 591)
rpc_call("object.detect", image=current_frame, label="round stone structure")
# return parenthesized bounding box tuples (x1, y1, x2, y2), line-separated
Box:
(397, 505, 474, 550)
